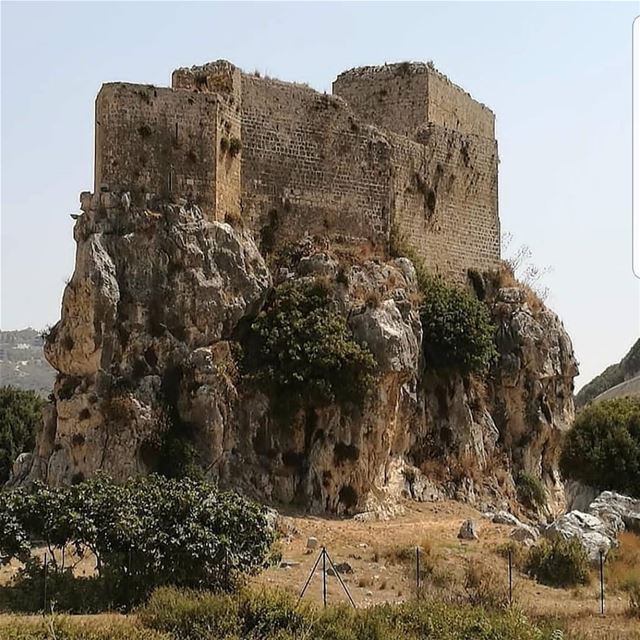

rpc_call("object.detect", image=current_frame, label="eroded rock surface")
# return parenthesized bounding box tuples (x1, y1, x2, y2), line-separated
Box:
(24, 195, 578, 518)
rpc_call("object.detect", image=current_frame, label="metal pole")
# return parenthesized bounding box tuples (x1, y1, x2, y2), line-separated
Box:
(416, 546, 420, 599)
(322, 547, 327, 608)
(298, 549, 323, 605)
(43, 553, 48, 615)
(509, 549, 514, 604)
(325, 550, 356, 609)
(599, 549, 605, 616)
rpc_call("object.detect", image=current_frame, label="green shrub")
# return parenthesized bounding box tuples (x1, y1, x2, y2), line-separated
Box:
(516, 472, 547, 509)
(243, 278, 377, 416)
(0, 386, 44, 483)
(0, 475, 273, 612)
(239, 588, 312, 639)
(139, 587, 559, 640)
(140, 587, 240, 639)
(419, 275, 497, 376)
(0, 615, 169, 640)
(525, 537, 590, 587)
(560, 397, 640, 497)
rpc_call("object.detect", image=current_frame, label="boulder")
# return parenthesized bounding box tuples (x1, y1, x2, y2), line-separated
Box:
(350, 299, 420, 374)
(543, 511, 612, 562)
(510, 524, 539, 546)
(587, 491, 640, 536)
(458, 519, 479, 540)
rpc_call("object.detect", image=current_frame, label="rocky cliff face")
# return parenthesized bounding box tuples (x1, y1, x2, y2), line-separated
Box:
(21, 194, 577, 518)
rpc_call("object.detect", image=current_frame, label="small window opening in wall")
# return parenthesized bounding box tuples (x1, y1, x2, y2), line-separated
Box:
(168, 168, 173, 192)
(175, 122, 179, 141)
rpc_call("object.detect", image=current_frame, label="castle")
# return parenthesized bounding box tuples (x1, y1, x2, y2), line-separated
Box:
(94, 60, 500, 279)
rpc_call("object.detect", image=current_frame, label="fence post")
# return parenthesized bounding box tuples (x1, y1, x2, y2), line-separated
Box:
(416, 546, 421, 599)
(599, 549, 605, 616)
(508, 548, 513, 606)
(42, 552, 48, 615)
(322, 547, 327, 608)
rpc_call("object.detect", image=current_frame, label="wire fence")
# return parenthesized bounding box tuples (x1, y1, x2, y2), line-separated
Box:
(34, 545, 610, 616)
(295, 545, 609, 616)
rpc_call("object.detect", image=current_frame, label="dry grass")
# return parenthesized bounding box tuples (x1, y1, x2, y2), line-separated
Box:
(607, 532, 640, 592)
(486, 261, 544, 313)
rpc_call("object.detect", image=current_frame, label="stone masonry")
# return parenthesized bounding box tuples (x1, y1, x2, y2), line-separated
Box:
(94, 60, 500, 280)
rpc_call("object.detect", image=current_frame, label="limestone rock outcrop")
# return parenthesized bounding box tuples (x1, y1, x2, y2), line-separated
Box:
(24, 195, 578, 518)
(543, 491, 640, 562)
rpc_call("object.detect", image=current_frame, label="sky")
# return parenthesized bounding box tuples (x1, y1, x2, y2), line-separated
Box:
(1, 1, 638, 390)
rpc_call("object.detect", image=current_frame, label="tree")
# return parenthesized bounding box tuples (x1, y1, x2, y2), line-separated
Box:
(243, 278, 377, 416)
(560, 397, 640, 497)
(0, 474, 274, 610)
(0, 386, 44, 483)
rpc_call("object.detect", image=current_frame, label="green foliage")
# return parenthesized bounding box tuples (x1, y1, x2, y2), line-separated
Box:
(243, 278, 377, 416)
(139, 586, 561, 640)
(0, 475, 273, 612)
(0, 615, 169, 640)
(140, 587, 241, 640)
(525, 537, 590, 588)
(0, 385, 44, 483)
(516, 472, 547, 509)
(419, 275, 497, 375)
(560, 397, 640, 497)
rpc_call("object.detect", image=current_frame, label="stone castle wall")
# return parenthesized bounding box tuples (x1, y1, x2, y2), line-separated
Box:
(390, 127, 499, 278)
(239, 76, 392, 252)
(333, 63, 494, 139)
(93, 60, 500, 279)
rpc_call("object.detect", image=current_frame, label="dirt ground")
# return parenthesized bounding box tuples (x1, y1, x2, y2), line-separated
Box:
(256, 499, 640, 639)
(1, 498, 638, 639)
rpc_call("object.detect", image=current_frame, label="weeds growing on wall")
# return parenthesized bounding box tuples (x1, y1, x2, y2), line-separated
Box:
(390, 223, 497, 377)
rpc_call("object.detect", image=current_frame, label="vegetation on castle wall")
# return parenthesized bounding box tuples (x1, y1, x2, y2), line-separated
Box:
(391, 225, 497, 377)
(0, 386, 44, 484)
(419, 275, 497, 376)
(560, 397, 640, 498)
(0, 475, 273, 612)
(242, 278, 377, 417)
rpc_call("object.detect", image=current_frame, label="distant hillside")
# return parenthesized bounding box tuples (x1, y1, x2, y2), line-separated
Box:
(575, 339, 640, 408)
(0, 328, 56, 397)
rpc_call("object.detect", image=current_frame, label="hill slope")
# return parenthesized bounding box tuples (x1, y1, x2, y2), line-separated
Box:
(575, 339, 640, 408)
(0, 328, 56, 397)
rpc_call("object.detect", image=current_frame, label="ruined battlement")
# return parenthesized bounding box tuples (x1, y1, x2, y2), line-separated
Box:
(93, 59, 500, 280)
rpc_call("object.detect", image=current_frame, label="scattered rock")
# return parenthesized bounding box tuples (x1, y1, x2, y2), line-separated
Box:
(492, 511, 522, 527)
(458, 519, 479, 540)
(306, 536, 319, 552)
(510, 524, 539, 546)
(327, 561, 353, 576)
(279, 560, 300, 569)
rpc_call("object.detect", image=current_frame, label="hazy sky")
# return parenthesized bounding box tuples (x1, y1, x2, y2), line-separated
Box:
(1, 1, 638, 389)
